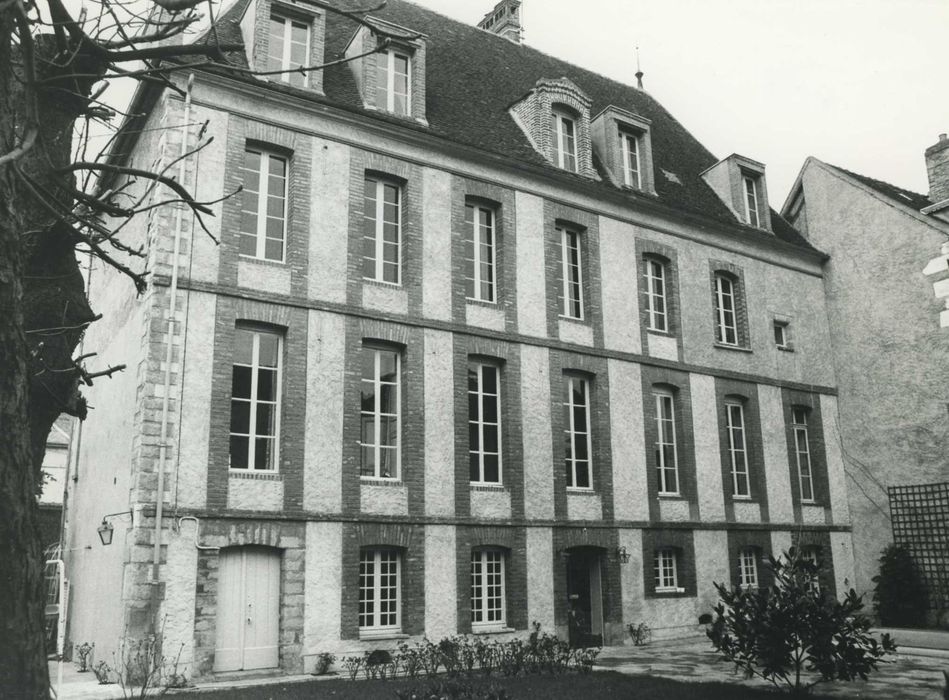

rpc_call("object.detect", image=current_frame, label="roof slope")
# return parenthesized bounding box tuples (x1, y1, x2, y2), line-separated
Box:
(827, 163, 933, 211)
(205, 0, 812, 251)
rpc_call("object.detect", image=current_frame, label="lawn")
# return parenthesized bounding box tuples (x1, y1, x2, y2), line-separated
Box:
(178, 671, 818, 699)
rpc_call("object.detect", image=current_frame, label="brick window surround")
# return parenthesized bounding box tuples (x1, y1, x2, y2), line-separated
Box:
(455, 526, 527, 634)
(590, 106, 657, 195)
(642, 529, 696, 597)
(714, 378, 769, 520)
(635, 239, 683, 356)
(709, 261, 750, 350)
(726, 530, 773, 590)
(781, 389, 832, 517)
(791, 530, 836, 597)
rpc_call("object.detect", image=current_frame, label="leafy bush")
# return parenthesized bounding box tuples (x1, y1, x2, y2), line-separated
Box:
(313, 651, 336, 675)
(627, 622, 651, 646)
(708, 547, 896, 696)
(74, 642, 94, 672)
(93, 661, 114, 685)
(872, 544, 928, 628)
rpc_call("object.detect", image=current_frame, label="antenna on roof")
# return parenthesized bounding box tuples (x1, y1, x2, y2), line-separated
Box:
(635, 46, 644, 89)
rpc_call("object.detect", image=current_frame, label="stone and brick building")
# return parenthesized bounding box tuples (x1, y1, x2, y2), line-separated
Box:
(64, 0, 855, 677)
(783, 140, 949, 611)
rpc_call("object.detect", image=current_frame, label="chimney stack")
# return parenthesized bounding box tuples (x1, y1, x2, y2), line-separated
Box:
(926, 132, 949, 204)
(478, 0, 523, 44)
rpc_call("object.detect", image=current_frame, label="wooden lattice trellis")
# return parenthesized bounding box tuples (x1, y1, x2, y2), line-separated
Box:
(888, 482, 949, 610)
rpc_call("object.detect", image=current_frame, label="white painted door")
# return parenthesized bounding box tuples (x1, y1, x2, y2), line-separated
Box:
(214, 547, 280, 672)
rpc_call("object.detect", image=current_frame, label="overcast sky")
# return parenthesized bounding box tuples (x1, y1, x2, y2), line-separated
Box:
(414, 0, 949, 208)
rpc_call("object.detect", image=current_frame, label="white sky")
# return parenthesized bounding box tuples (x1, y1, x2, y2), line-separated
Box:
(415, 0, 949, 207)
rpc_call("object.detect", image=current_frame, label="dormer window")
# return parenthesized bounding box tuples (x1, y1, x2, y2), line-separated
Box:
(590, 107, 655, 194)
(700, 154, 772, 231)
(268, 13, 310, 87)
(551, 109, 578, 172)
(743, 175, 760, 227)
(622, 131, 642, 189)
(375, 49, 411, 116)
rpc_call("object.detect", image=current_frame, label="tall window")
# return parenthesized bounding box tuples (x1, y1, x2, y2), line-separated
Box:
(654, 548, 679, 592)
(643, 257, 668, 332)
(268, 14, 309, 87)
(713, 273, 738, 346)
(240, 148, 287, 262)
(743, 175, 760, 227)
(726, 401, 750, 497)
(551, 110, 578, 172)
(654, 390, 679, 494)
(559, 227, 584, 320)
(359, 548, 401, 633)
(465, 204, 496, 303)
(622, 132, 642, 189)
(738, 547, 759, 589)
(360, 346, 400, 479)
(230, 327, 282, 471)
(471, 549, 506, 629)
(362, 176, 401, 284)
(375, 49, 411, 115)
(792, 408, 815, 502)
(564, 375, 592, 489)
(469, 363, 501, 485)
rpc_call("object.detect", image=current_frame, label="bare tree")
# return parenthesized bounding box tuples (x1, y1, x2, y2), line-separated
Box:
(0, 0, 405, 694)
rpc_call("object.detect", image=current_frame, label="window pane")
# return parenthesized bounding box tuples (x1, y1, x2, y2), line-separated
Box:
(229, 435, 249, 469)
(483, 455, 500, 483)
(254, 437, 274, 470)
(231, 366, 252, 399)
(230, 402, 250, 434)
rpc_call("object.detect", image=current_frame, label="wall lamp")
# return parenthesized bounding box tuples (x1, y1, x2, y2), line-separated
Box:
(97, 511, 131, 546)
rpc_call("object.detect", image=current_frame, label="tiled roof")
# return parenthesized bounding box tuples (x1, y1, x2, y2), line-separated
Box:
(828, 164, 933, 211)
(201, 0, 814, 251)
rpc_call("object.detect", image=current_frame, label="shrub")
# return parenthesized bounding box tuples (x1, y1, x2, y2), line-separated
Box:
(708, 547, 896, 696)
(872, 544, 928, 628)
(342, 656, 363, 681)
(93, 661, 114, 685)
(74, 642, 94, 672)
(627, 622, 651, 646)
(313, 651, 336, 676)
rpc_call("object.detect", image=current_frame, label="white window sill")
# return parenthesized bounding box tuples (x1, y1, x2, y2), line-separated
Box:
(657, 492, 682, 499)
(361, 477, 403, 486)
(655, 586, 685, 594)
(358, 630, 408, 642)
(713, 342, 752, 354)
(238, 253, 286, 267)
(566, 487, 596, 495)
(732, 495, 753, 501)
(471, 626, 514, 636)
(229, 469, 281, 480)
(470, 483, 505, 491)
(800, 499, 819, 506)
(559, 314, 587, 324)
(466, 297, 498, 307)
(362, 278, 403, 289)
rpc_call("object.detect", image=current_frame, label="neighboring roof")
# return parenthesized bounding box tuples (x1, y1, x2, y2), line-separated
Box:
(826, 164, 933, 211)
(194, 0, 814, 251)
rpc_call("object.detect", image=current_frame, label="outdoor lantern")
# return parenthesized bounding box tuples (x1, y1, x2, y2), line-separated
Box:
(97, 519, 114, 546)
(612, 546, 631, 564)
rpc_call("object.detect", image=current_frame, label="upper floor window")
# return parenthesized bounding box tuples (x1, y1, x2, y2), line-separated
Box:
(622, 131, 642, 189)
(359, 346, 400, 480)
(713, 273, 738, 346)
(359, 548, 401, 634)
(230, 327, 282, 471)
(363, 176, 401, 285)
(654, 548, 679, 592)
(551, 110, 578, 172)
(726, 401, 750, 497)
(268, 14, 310, 88)
(792, 407, 814, 502)
(375, 49, 411, 116)
(643, 257, 668, 332)
(743, 175, 760, 227)
(240, 147, 287, 262)
(738, 547, 759, 589)
(465, 203, 497, 303)
(774, 320, 790, 349)
(564, 375, 592, 490)
(471, 549, 506, 630)
(469, 363, 501, 485)
(653, 390, 679, 495)
(559, 226, 584, 320)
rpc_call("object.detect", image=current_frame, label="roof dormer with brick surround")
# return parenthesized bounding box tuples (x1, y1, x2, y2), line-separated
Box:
(239, 0, 326, 94)
(344, 18, 428, 125)
(509, 77, 597, 179)
(701, 154, 773, 232)
(591, 106, 656, 195)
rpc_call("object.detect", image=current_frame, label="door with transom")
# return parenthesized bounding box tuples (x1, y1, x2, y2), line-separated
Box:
(214, 546, 280, 672)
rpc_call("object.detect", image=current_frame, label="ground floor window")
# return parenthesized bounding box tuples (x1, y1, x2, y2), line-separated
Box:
(738, 547, 759, 589)
(654, 548, 679, 592)
(359, 548, 401, 634)
(471, 549, 506, 630)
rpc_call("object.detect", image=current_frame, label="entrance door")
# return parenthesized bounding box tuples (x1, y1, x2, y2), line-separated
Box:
(565, 549, 604, 648)
(214, 547, 280, 672)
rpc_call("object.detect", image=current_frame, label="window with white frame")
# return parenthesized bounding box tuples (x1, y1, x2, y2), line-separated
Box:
(774, 320, 790, 349)
(643, 257, 668, 332)
(551, 109, 578, 172)
(359, 548, 401, 633)
(469, 363, 502, 485)
(738, 547, 759, 589)
(465, 203, 497, 303)
(240, 147, 288, 262)
(564, 375, 592, 489)
(559, 226, 584, 320)
(713, 273, 738, 346)
(374, 49, 411, 116)
(654, 390, 679, 495)
(230, 327, 282, 471)
(267, 14, 310, 87)
(359, 346, 400, 479)
(743, 175, 760, 227)
(792, 407, 815, 502)
(800, 546, 821, 593)
(726, 401, 750, 497)
(471, 549, 506, 629)
(654, 548, 679, 592)
(362, 176, 401, 284)
(622, 131, 642, 189)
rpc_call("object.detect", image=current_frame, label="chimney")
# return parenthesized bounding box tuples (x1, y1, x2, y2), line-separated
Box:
(926, 133, 949, 204)
(478, 0, 523, 44)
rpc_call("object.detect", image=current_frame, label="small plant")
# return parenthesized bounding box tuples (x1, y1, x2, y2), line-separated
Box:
(872, 544, 928, 628)
(572, 647, 599, 674)
(112, 627, 189, 699)
(74, 642, 94, 672)
(342, 655, 363, 681)
(627, 621, 651, 646)
(93, 661, 114, 685)
(313, 651, 336, 676)
(397, 641, 423, 679)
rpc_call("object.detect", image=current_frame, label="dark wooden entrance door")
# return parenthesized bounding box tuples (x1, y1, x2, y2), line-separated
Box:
(566, 549, 603, 648)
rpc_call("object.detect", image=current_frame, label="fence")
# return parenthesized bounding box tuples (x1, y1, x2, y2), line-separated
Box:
(888, 482, 949, 611)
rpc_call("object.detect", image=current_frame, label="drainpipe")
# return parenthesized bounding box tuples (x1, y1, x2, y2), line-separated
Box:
(153, 73, 194, 622)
